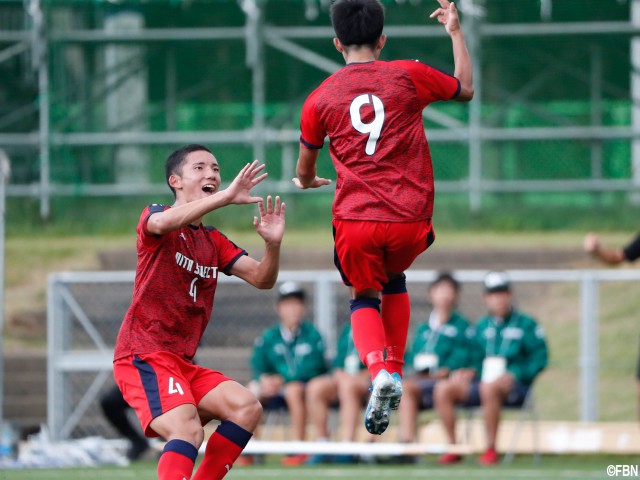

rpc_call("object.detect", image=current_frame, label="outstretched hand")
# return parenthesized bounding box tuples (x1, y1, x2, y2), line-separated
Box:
(292, 176, 332, 190)
(224, 160, 268, 205)
(253, 195, 286, 245)
(430, 0, 461, 34)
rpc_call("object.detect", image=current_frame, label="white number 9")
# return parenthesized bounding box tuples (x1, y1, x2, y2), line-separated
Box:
(349, 94, 385, 156)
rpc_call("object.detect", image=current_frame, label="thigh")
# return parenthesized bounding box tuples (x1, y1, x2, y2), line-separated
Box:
(384, 220, 435, 274)
(308, 374, 338, 403)
(114, 353, 197, 438)
(333, 220, 387, 292)
(197, 380, 257, 422)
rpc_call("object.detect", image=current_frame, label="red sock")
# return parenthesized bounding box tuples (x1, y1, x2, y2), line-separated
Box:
(157, 439, 197, 480)
(381, 278, 411, 377)
(350, 298, 385, 380)
(192, 420, 253, 480)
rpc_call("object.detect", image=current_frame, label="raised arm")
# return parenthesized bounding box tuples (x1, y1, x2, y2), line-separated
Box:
(147, 160, 267, 235)
(430, 0, 474, 102)
(230, 196, 286, 289)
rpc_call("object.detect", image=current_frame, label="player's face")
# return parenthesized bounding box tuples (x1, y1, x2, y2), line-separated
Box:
(276, 297, 306, 331)
(172, 150, 221, 202)
(429, 281, 458, 312)
(484, 290, 512, 318)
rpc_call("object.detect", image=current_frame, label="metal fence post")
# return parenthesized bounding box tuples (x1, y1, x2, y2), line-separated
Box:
(579, 271, 599, 422)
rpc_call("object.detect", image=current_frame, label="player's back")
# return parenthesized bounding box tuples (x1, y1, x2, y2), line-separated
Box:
(301, 60, 459, 222)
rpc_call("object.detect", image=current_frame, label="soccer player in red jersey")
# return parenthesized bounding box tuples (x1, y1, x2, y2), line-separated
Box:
(293, 0, 473, 435)
(113, 144, 285, 480)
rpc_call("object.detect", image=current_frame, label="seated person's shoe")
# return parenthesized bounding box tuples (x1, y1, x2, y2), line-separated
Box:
(478, 448, 499, 465)
(438, 452, 463, 465)
(281, 454, 310, 466)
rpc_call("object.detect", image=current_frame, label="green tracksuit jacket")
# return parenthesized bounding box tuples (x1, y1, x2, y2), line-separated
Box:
(405, 311, 475, 374)
(473, 309, 548, 386)
(251, 322, 327, 382)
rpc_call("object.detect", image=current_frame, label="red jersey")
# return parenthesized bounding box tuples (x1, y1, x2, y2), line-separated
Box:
(300, 60, 460, 222)
(114, 204, 247, 361)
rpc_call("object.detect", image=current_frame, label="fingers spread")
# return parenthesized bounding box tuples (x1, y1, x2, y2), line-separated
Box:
(258, 198, 267, 217)
(252, 172, 269, 186)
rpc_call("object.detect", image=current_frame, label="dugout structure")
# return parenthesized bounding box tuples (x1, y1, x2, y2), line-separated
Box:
(0, 0, 639, 222)
(47, 268, 640, 441)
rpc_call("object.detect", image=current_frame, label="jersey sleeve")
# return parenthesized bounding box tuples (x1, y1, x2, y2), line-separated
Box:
(393, 60, 461, 107)
(138, 204, 169, 247)
(623, 233, 640, 262)
(208, 228, 248, 275)
(299, 88, 326, 150)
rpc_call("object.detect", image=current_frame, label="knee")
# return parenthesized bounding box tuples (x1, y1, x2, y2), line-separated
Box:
(168, 420, 205, 448)
(237, 396, 263, 428)
(433, 381, 450, 403)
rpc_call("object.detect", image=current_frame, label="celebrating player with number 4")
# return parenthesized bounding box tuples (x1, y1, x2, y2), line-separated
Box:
(293, 0, 473, 435)
(114, 145, 285, 480)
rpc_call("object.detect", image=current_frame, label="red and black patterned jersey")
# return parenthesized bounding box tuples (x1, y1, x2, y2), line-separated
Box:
(114, 204, 247, 361)
(300, 60, 460, 222)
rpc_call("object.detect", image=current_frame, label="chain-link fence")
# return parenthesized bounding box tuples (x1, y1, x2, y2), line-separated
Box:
(47, 268, 640, 441)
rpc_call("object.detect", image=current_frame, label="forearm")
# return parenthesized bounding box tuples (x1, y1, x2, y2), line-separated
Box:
(450, 30, 474, 99)
(151, 191, 230, 233)
(591, 246, 626, 265)
(250, 241, 282, 289)
(296, 161, 317, 188)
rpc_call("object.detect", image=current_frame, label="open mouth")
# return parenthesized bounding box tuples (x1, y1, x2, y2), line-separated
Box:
(202, 184, 217, 193)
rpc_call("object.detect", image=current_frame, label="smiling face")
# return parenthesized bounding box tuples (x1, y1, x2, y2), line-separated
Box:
(169, 150, 221, 204)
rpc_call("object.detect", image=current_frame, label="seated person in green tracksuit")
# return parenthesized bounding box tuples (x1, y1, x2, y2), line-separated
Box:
(305, 321, 372, 464)
(398, 272, 474, 444)
(249, 281, 327, 465)
(435, 271, 548, 466)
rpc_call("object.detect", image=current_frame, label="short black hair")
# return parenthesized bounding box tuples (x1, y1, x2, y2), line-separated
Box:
(330, 0, 385, 49)
(429, 271, 461, 293)
(165, 144, 212, 197)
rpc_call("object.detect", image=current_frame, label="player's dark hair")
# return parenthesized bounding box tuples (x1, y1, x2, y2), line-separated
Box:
(165, 144, 212, 197)
(429, 271, 461, 293)
(330, 0, 385, 49)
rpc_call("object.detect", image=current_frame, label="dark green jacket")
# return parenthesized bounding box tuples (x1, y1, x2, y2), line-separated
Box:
(405, 311, 475, 374)
(473, 309, 548, 386)
(251, 322, 327, 382)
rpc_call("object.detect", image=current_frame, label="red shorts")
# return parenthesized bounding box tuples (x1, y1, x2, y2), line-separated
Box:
(113, 351, 232, 437)
(333, 219, 435, 292)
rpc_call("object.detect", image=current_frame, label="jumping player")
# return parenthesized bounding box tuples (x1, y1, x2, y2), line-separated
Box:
(113, 144, 285, 480)
(293, 0, 473, 435)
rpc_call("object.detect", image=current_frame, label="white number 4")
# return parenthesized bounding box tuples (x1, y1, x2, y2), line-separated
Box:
(169, 377, 184, 395)
(349, 94, 385, 155)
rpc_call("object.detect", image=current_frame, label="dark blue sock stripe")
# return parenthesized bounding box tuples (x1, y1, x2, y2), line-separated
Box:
(216, 420, 253, 448)
(162, 439, 198, 463)
(382, 274, 407, 295)
(349, 297, 381, 313)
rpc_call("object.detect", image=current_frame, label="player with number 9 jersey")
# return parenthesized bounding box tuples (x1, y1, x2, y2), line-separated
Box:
(294, 0, 474, 436)
(300, 60, 459, 223)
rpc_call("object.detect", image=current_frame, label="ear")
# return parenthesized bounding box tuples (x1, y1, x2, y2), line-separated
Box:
(168, 173, 181, 192)
(376, 34, 387, 52)
(333, 37, 344, 53)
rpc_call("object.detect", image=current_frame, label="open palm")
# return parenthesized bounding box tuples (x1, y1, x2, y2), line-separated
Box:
(254, 195, 286, 245)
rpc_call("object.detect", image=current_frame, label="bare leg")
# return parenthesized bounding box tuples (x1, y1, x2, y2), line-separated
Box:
(283, 381, 307, 441)
(398, 379, 421, 442)
(306, 375, 337, 440)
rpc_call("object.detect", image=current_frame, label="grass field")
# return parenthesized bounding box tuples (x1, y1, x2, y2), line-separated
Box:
(1, 455, 636, 480)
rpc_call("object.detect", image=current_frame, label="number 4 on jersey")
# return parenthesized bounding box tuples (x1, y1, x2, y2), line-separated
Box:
(169, 377, 184, 395)
(349, 93, 385, 155)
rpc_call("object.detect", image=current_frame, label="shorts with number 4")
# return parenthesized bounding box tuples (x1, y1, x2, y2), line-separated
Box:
(113, 351, 232, 437)
(333, 219, 435, 292)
